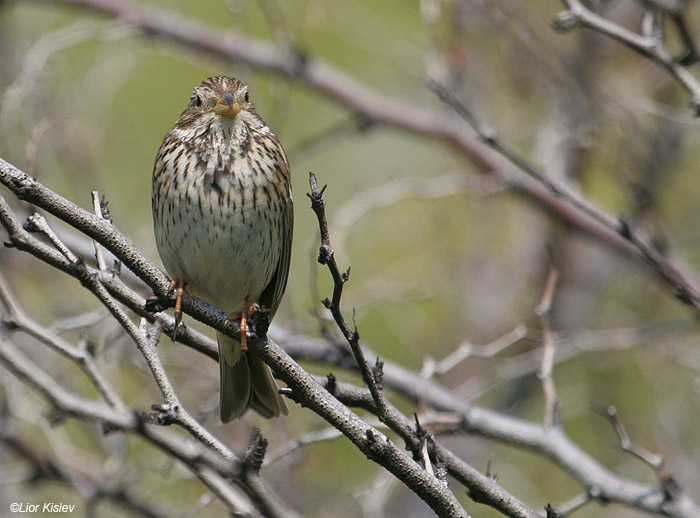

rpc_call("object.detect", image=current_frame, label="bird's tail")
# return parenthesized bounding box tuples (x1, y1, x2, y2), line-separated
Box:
(217, 331, 288, 422)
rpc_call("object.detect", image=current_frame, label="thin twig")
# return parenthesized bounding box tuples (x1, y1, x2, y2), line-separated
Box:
(90, 190, 108, 271)
(24, 212, 78, 263)
(594, 405, 664, 469)
(593, 404, 682, 500)
(536, 257, 562, 429)
(422, 324, 527, 378)
(554, 0, 700, 111)
(551, 491, 592, 517)
(307, 172, 389, 420)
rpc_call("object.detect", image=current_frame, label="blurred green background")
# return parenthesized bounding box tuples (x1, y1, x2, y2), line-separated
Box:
(1, 0, 699, 516)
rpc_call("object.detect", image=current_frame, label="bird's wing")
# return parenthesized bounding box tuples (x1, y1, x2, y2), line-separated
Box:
(259, 161, 293, 318)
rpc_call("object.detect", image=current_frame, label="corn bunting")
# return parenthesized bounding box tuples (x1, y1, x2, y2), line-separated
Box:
(152, 76, 291, 421)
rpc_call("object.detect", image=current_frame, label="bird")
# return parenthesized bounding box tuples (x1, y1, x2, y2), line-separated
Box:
(152, 76, 292, 421)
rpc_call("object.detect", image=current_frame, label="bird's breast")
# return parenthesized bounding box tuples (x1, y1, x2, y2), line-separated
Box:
(153, 138, 289, 312)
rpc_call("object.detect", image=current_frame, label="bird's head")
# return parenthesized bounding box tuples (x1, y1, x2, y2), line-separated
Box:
(175, 76, 256, 130)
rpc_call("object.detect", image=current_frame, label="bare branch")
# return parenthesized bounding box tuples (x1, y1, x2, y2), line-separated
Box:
(550, 491, 592, 517)
(307, 172, 390, 419)
(429, 81, 700, 314)
(536, 258, 562, 429)
(422, 324, 528, 379)
(553, 0, 700, 112)
(594, 405, 683, 500)
(90, 190, 108, 271)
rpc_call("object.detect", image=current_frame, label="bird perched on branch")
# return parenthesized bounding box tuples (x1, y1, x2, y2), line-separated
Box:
(152, 76, 292, 421)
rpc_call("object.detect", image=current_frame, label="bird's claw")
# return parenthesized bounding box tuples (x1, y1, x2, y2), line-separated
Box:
(224, 296, 259, 351)
(167, 279, 192, 341)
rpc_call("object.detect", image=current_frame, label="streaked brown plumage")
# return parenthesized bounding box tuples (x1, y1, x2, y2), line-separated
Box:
(152, 76, 291, 421)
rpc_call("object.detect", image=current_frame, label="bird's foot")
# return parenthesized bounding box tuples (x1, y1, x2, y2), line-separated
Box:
(224, 296, 260, 351)
(167, 278, 192, 340)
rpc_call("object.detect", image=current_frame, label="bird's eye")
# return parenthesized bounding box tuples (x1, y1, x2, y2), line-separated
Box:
(190, 94, 203, 108)
(244, 90, 250, 103)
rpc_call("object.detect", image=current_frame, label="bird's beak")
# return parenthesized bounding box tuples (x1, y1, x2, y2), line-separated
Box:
(213, 92, 240, 117)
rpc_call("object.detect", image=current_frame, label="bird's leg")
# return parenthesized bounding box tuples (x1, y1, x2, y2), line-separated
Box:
(167, 278, 192, 339)
(224, 296, 260, 351)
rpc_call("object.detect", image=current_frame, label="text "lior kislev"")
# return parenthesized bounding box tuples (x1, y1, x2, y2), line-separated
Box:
(10, 502, 76, 513)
